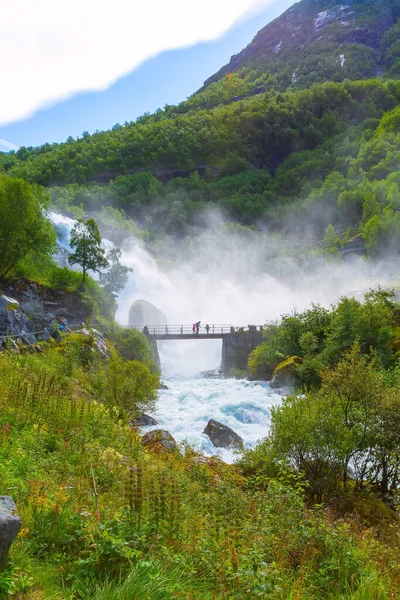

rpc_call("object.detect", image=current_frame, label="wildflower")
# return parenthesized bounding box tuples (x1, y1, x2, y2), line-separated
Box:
(18, 527, 29, 538)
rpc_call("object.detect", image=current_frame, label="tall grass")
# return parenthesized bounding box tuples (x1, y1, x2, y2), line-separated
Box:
(0, 339, 398, 599)
(76, 562, 213, 600)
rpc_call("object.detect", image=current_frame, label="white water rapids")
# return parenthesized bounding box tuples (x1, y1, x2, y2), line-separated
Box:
(146, 375, 282, 462)
(47, 210, 389, 462)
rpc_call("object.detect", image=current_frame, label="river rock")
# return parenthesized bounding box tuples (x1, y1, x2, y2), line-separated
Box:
(270, 371, 296, 388)
(200, 369, 222, 379)
(141, 429, 177, 452)
(131, 413, 158, 427)
(129, 300, 167, 329)
(269, 356, 301, 389)
(203, 419, 243, 449)
(0, 497, 21, 570)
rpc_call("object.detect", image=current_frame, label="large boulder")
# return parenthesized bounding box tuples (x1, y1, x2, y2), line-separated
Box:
(269, 370, 296, 388)
(129, 300, 167, 329)
(0, 497, 21, 570)
(269, 356, 300, 389)
(131, 413, 158, 427)
(141, 429, 177, 453)
(203, 419, 243, 449)
(0, 281, 93, 333)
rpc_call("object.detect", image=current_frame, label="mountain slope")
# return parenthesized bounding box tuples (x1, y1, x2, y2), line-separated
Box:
(185, 0, 400, 110)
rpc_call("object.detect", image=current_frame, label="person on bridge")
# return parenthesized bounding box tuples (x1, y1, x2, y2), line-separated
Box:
(195, 321, 201, 335)
(192, 323, 196, 335)
(205, 324, 210, 335)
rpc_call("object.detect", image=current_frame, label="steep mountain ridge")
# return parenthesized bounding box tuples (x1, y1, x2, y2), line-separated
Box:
(200, 0, 400, 99)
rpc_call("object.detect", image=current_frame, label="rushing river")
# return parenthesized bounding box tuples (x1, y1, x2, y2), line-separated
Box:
(142, 375, 283, 463)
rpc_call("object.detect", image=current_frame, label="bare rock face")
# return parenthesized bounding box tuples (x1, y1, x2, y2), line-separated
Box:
(0, 281, 94, 348)
(203, 419, 243, 449)
(141, 429, 177, 452)
(128, 300, 167, 329)
(0, 497, 21, 570)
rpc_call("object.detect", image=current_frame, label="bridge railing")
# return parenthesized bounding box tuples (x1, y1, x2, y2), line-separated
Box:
(143, 324, 236, 336)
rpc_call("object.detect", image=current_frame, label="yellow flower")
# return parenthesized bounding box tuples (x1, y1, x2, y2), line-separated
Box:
(18, 527, 29, 538)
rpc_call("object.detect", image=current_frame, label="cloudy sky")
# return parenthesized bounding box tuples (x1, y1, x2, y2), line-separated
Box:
(0, 0, 294, 150)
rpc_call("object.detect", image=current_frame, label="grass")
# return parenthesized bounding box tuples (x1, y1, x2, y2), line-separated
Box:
(75, 562, 214, 600)
(0, 336, 399, 599)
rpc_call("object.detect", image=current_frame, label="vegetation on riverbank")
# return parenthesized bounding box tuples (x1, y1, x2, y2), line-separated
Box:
(1, 328, 400, 599)
(249, 288, 399, 385)
(245, 288, 400, 527)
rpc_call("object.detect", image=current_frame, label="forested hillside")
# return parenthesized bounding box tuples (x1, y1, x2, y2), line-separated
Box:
(2, 0, 400, 253)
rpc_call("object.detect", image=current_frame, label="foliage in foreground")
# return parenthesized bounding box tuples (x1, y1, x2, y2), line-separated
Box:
(244, 344, 400, 507)
(0, 334, 399, 599)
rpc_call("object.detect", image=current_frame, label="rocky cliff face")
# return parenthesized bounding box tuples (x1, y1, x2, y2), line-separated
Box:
(0, 281, 93, 341)
(204, 0, 400, 91)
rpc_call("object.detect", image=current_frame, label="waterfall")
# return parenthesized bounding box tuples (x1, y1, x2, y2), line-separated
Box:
(46, 210, 387, 461)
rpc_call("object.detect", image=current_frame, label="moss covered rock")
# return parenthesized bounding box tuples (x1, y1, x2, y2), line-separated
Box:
(141, 429, 177, 453)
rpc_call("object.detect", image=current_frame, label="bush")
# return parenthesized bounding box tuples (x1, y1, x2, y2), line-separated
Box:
(106, 322, 158, 371)
(92, 349, 159, 417)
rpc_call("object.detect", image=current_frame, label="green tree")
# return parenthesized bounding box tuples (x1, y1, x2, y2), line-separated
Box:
(0, 176, 56, 279)
(68, 218, 108, 283)
(99, 248, 132, 298)
(322, 224, 341, 255)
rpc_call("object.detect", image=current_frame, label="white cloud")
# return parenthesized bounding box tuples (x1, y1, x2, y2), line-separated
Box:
(0, 138, 19, 151)
(0, 0, 275, 127)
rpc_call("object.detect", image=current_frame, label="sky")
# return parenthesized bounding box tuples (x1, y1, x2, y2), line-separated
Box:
(0, 0, 295, 151)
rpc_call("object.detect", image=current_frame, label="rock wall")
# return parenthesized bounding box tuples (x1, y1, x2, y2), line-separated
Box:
(221, 326, 263, 376)
(0, 281, 94, 342)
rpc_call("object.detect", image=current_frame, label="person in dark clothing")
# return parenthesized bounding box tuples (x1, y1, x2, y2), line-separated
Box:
(205, 324, 210, 335)
(195, 321, 201, 335)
